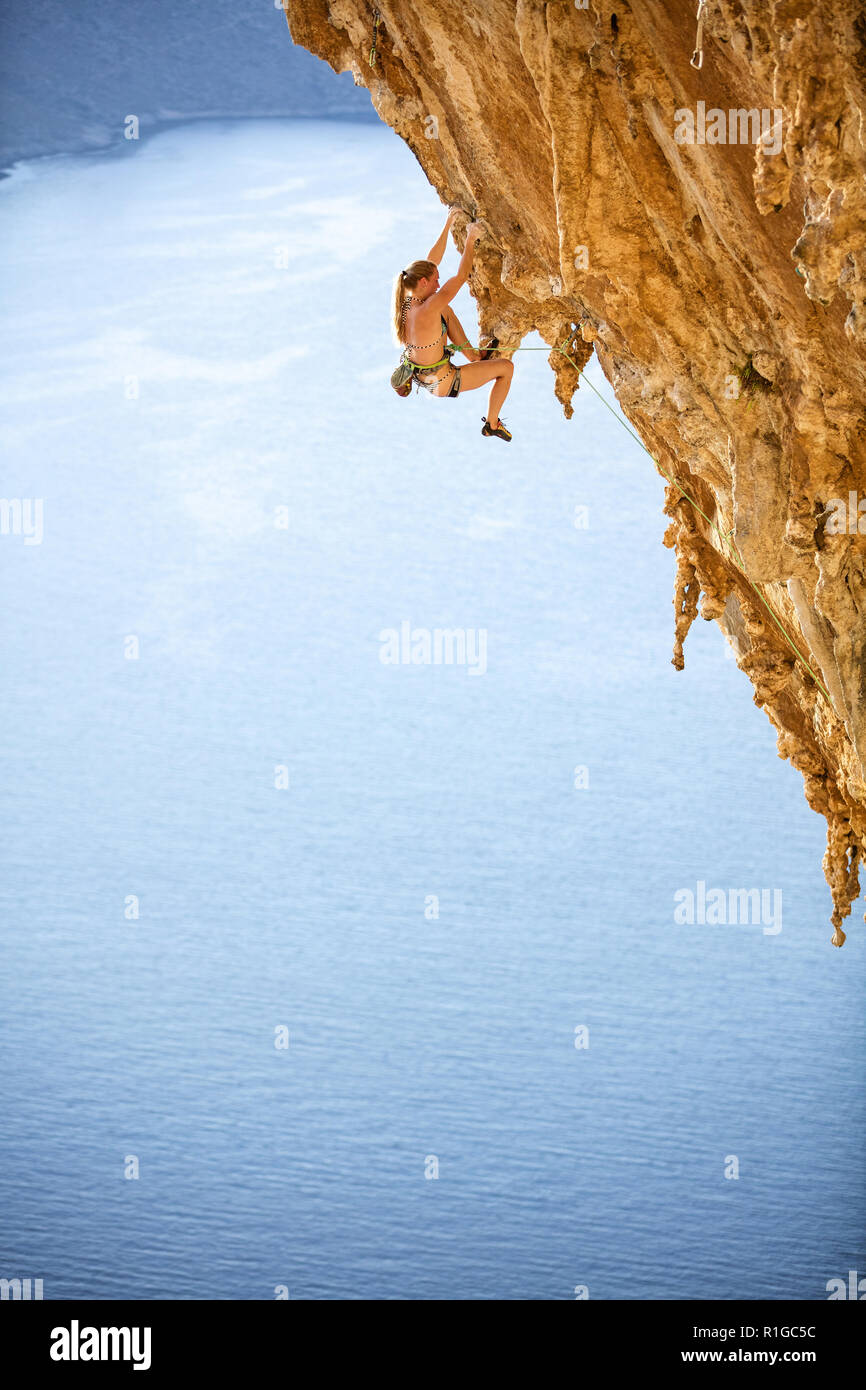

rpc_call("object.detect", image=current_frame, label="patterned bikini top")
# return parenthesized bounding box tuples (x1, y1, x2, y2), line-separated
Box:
(402, 297, 447, 355)
(406, 317, 447, 351)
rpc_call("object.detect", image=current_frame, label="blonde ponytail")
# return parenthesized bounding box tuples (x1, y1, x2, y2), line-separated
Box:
(392, 259, 437, 345)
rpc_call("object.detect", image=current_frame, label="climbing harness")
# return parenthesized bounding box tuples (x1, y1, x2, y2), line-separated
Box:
(393, 295, 488, 396)
(510, 336, 835, 709)
(394, 303, 456, 392)
(391, 342, 462, 396)
(368, 8, 381, 67)
(690, 0, 707, 69)
(391, 334, 495, 396)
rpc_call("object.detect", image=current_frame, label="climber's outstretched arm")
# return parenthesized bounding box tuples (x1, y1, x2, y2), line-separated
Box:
(425, 223, 483, 312)
(427, 207, 460, 265)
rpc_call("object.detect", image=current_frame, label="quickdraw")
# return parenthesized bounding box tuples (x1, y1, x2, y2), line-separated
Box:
(690, 0, 707, 69)
(368, 9, 381, 68)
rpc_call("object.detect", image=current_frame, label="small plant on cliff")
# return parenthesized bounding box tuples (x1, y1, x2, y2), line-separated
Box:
(738, 353, 774, 408)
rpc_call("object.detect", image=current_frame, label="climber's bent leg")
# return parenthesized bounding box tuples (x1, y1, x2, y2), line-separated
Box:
(456, 358, 514, 427)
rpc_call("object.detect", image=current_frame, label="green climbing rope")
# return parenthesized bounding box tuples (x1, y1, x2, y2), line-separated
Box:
(510, 337, 834, 709)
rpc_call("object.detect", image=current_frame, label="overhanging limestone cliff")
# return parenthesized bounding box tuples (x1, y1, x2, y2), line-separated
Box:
(283, 0, 866, 944)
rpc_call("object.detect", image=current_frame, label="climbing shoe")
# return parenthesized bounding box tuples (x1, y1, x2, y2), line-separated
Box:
(478, 336, 500, 360)
(481, 416, 512, 441)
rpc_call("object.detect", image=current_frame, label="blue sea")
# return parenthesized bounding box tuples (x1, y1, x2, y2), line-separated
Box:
(0, 118, 863, 1300)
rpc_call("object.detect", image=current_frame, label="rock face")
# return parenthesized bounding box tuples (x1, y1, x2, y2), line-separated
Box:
(283, 0, 866, 944)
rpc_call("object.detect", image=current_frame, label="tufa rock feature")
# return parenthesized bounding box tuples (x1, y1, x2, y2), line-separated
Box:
(282, 0, 866, 945)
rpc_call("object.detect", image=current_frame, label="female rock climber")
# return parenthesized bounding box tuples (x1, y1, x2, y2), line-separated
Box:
(392, 206, 514, 441)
